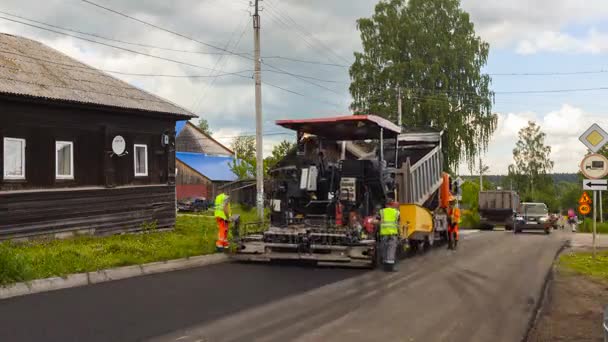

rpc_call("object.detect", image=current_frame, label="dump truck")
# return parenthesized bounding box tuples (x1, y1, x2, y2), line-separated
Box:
(478, 190, 519, 230)
(231, 115, 454, 267)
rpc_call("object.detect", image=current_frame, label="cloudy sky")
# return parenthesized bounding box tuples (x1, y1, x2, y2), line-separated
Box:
(1, 0, 607, 174)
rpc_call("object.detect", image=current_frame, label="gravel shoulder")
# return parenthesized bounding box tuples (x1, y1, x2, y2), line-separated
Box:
(527, 248, 608, 342)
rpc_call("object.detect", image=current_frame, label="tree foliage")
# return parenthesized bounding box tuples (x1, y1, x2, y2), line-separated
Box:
(265, 140, 295, 171)
(349, 0, 496, 169)
(197, 118, 212, 136)
(509, 121, 554, 193)
(229, 136, 256, 180)
(228, 138, 295, 180)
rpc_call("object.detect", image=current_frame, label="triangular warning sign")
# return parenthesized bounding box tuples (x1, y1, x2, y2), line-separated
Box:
(579, 192, 592, 204)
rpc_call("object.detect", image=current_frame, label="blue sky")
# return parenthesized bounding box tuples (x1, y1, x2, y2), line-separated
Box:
(0, 0, 606, 174)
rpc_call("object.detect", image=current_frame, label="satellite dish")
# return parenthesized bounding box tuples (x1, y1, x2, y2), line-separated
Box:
(112, 135, 126, 156)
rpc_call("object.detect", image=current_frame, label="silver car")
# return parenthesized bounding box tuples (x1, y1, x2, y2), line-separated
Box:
(514, 202, 551, 234)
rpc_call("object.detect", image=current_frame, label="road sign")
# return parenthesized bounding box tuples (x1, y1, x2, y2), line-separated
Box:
(579, 203, 591, 215)
(579, 123, 608, 153)
(583, 179, 608, 191)
(454, 176, 464, 186)
(580, 154, 608, 179)
(579, 191, 592, 204)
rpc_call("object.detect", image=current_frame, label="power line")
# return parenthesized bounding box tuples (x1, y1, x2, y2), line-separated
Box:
(0, 17, 346, 105)
(264, 0, 351, 64)
(81, 0, 247, 57)
(0, 9, 252, 57)
(490, 70, 608, 76)
(191, 11, 250, 113)
(263, 5, 343, 66)
(0, 48, 253, 78)
(0, 16, 252, 76)
(262, 56, 349, 68)
(79, 0, 347, 95)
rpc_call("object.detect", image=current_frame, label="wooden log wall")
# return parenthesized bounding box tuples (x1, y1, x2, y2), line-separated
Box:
(0, 185, 176, 240)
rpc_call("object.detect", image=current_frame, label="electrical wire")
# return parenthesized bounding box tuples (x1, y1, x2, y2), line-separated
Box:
(264, 0, 352, 64)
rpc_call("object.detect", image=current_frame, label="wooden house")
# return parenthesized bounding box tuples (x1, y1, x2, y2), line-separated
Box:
(0, 33, 195, 239)
(175, 121, 236, 200)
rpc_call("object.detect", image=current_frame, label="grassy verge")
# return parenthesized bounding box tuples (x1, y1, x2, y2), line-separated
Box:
(559, 249, 608, 281)
(578, 218, 608, 234)
(0, 206, 259, 286)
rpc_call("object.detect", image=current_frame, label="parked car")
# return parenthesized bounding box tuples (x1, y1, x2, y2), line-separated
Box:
(513, 202, 551, 234)
(177, 197, 209, 212)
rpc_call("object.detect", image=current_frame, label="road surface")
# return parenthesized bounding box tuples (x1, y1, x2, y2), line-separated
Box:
(0, 230, 568, 342)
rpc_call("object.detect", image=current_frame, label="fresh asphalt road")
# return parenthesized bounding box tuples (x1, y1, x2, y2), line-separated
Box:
(0, 229, 569, 342)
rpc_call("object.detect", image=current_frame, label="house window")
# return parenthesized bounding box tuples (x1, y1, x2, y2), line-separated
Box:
(3, 137, 25, 180)
(56, 141, 74, 179)
(134, 144, 148, 177)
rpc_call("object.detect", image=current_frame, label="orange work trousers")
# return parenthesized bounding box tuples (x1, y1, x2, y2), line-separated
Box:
(216, 218, 229, 250)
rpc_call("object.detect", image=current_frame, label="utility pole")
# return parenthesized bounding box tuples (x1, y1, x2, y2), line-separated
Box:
(253, 0, 264, 221)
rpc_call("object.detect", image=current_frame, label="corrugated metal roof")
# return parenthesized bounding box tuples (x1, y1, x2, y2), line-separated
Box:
(176, 121, 187, 136)
(0, 33, 196, 118)
(176, 152, 237, 182)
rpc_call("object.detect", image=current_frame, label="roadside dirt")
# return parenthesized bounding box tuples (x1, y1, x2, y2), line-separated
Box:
(527, 261, 608, 342)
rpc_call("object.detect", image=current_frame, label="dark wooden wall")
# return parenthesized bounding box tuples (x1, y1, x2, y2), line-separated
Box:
(0, 98, 176, 191)
(0, 185, 176, 239)
(0, 97, 183, 239)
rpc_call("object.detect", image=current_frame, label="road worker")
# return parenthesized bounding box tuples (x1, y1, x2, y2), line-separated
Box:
(214, 192, 231, 252)
(447, 195, 461, 250)
(378, 200, 400, 272)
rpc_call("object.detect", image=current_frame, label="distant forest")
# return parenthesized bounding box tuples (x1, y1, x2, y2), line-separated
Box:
(463, 173, 579, 185)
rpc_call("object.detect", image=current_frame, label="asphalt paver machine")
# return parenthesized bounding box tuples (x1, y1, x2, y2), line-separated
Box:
(232, 115, 451, 267)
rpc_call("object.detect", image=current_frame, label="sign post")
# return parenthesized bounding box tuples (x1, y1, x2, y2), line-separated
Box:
(579, 123, 608, 260)
(594, 191, 597, 258)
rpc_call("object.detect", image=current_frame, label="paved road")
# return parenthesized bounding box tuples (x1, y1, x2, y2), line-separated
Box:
(0, 230, 569, 342)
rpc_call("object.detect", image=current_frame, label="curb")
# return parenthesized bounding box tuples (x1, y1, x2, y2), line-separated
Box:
(0, 253, 228, 300)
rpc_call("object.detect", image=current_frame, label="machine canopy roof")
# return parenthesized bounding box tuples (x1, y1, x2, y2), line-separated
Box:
(275, 115, 402, 140)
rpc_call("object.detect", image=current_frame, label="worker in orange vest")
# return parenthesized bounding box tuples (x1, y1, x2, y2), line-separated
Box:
(447, 195, 461, 250)
(214, 192, 231, 251)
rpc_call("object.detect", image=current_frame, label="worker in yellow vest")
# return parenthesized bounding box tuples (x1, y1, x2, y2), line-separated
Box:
(214, 192, 231, 251)
(447, 195, 461, 250)
(378, 201, 400, 272)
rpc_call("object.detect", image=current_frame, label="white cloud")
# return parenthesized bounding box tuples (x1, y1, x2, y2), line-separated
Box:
(462, 104, 608, 175)
(462, 0, 608, 48)
(516, 29, 608, 55)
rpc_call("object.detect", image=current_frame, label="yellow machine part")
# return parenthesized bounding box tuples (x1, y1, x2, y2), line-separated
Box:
(399, 204, 433, 240)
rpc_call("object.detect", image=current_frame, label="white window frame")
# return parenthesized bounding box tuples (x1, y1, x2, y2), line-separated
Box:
(134, 144, 148, 177)
(3, 137, 26, 180)
(55, 141, 74, 180)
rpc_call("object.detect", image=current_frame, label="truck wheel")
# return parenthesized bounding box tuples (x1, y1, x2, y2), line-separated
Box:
(408, 240, 420, 256)
(423, 235, 434, 251)
(505, 225, 513, 231)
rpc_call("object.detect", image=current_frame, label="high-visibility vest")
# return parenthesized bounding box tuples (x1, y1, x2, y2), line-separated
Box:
(380, 208, 399, 236)
(449, 207, 461, 224)
(214, 193, 229, 220)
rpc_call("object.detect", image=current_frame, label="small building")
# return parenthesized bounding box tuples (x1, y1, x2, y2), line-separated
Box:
(0, 33, 195, 239)
(175, 121, 236, 200)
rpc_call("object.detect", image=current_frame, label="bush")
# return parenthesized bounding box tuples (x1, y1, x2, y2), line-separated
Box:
(461, 209, 480, 229)
(578, 218, 608, 234)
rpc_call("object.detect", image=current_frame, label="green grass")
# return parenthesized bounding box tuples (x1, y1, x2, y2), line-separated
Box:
(0, 205, 261, 286)
(577, 218, 608, 234)
(559, 249, 608, 281)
